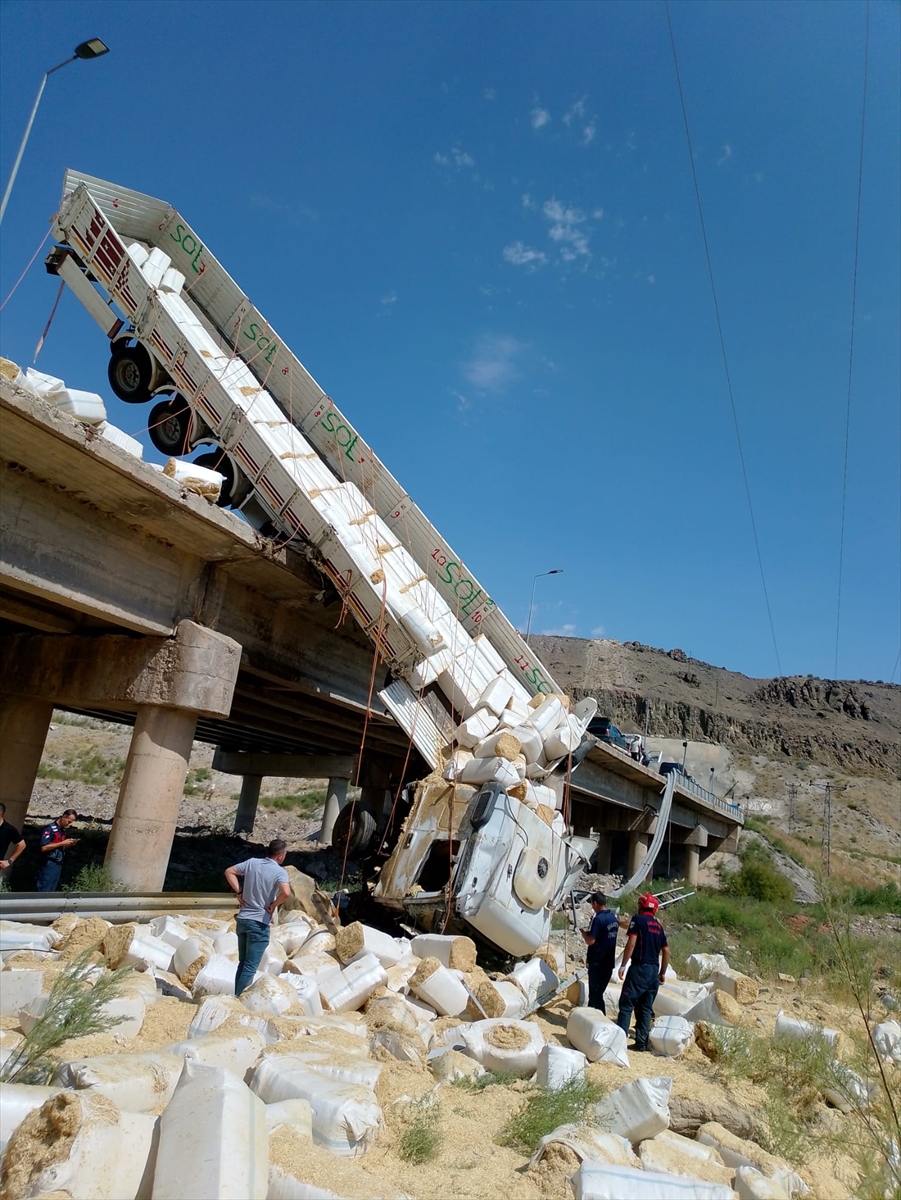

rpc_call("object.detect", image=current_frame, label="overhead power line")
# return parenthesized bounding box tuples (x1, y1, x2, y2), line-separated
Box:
(664, 1, 783, 677)
(834, 0, 871, 680)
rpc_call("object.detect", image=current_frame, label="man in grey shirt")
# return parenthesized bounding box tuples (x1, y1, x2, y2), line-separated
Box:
(224, 839, 291, 996)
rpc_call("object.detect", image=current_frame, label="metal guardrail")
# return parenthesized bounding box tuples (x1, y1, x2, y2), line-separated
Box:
(676, 775, 744, 822)
(0, 891, 233, 926)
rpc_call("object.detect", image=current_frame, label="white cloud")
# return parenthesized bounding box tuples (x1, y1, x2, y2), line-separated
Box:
(562, 97, 587, 126)
(539, 623, 577, 636)
(380, 291, 397, 307)
(717, 143, 732, 167)
(582, 123, 597, 145)
(646, 275, 655, 284)
(531, 105, 551, 130)
(591, 207, 604, 220)
(503, 240, 547, 268)
(484, 87, 496, 101)
(591, 625, 605, 637)
(450, 389, 471, 412)
(522, 193, 536, 209)
(434, 147, 475, 169)
(543, 198, 591, 260)
(462, 334, 523, 392)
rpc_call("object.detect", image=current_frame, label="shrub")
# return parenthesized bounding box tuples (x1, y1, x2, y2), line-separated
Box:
(262, 788, 326, 814)
(395, 1098, 442, 1164)
(63, 863, 123, 893)
(496, 1077, 607, 1153)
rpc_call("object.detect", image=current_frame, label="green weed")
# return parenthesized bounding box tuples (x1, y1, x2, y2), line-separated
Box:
(262, 788, 326, 814)
(723, 840, 794, 904)
(38, 748, 124, 786)
(183, 766, 213, 795)
(452, 1070, 517, 1093)
(497, 1077, 607, 1154)
(395, 1098, 442, 1164)
(63, 863, 123, 893)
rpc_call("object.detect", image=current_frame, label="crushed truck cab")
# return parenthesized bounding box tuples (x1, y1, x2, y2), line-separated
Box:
(47, 170, 600, 957)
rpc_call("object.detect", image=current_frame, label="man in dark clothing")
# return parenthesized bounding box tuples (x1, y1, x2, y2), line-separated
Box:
(616, 892, 669, 1051)
(0, 803, 27, 882)
(35, 810, 78, 892)
(581, 892, 619, 1013)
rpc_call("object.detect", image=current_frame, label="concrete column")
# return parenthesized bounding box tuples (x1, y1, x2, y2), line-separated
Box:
(0, 696, 54, 831)
(104, 704, 197, 891)
(234, 775, 262, 834)
(628, 831, 650, 877)
(320, 776, 348, 847)
(593, 832, 613, 875)
(684, 843, 700, 886)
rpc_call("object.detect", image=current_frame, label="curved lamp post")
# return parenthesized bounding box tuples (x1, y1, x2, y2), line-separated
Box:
(0, 39, 110, 225)
(525, 569, 563, 644)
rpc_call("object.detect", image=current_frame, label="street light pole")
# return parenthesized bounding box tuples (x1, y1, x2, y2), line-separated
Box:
(0, 39, 110, 225)
(524, 569, 563, 644)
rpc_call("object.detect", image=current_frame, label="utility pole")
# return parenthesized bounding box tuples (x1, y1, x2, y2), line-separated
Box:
(788, 784, 797, 836)
(644, 699, 651, 740)
(821, 782, 832, 877)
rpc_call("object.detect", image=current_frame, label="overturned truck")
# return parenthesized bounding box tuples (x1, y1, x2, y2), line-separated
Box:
(48, 171, 603, 956)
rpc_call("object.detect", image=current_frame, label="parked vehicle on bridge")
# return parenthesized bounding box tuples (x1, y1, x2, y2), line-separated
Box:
(47, 171, 610, 959)
(659, 761, 693, 781)
(586, 716, 631, 751)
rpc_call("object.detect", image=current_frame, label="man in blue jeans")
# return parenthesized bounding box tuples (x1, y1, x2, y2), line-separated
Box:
(581, 892, 619, 1014)
(616, 893, 669, 1051)
(224, 839, 291, 996)
(36, 809, 78, 891)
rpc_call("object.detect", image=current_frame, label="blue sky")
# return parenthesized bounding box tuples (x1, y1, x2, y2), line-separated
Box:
(1, 0, 898, 684)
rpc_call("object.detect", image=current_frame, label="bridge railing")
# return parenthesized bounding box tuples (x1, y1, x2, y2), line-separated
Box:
(676, 774, 744, 822)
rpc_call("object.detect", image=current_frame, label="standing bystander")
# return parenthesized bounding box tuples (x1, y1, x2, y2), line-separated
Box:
(35, 810, 78, 892)
(616, 892, 669, 1051)
(224, 839, 291, 996)
(580, 891, 619, 1013)
(0, 802, 27, 883)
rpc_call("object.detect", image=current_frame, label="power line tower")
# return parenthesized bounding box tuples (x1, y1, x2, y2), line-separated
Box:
(820, 782, 832, 877)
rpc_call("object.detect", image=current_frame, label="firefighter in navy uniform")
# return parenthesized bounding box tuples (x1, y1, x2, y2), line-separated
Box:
(615, 893, 669, 1051)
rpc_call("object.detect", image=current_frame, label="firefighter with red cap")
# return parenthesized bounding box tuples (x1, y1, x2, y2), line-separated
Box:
(615, 892, 670, 1052)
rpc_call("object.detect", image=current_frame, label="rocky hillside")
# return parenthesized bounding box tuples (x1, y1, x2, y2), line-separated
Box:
(532, 635, 900, 779)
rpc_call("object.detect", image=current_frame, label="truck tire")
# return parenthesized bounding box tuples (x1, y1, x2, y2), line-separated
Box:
(148, 397, 192, 456)
(108, 344, 156, 403)
(192, 450, 236, 506)
(332, 806, 377, 858)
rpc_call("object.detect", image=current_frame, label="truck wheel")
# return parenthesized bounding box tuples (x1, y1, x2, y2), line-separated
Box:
(332, 806, 377, 857)
(148, 397, 192, 456)
(108, 344, 156, 403)
(192, 450, 235, 507)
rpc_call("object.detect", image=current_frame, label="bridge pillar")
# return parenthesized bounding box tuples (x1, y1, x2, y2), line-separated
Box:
(594, 832, 612, 875)
(104, 704, 198, 891)
(628, 831, 650, 877)
(320, 777, 348, 847)
(684, 843, 700, 886)
(0, 697, 53, 832)
(234, 775, 262, 834)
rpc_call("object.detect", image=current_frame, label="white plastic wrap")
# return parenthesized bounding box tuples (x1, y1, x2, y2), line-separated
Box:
(336, 923, 404, 968)
(734, 1166, 792, 1199)
(97, 421, 144, 458)
(320, 953, 387, 1013)
(165, 1030, 266, 1077)
(240, 973, 298, 1016)
(592, 1075, 672, 1143)
(214, 930, 240, 956)
(188, 995, 243, 1038)
(282, 972, 323, 1015)
(0, 969, 49, 1017)
(0, 920, 62, 957)
(567, 1007, 630, 1066)
(529, 1123, 639, 1173)
(457, 1018, 545, 1077)
(683, 989, 741, 1027)
(535, 1042, 587, 1090)
(265, 1098, 315, 1137)
(53, 1050, 183, 1112)
(409, 961, 470, 1017)
(249, 1057, 383, 1157)
(287, 950, 343, 990)
(696, 1123, 809, 1195)
(571, 1161, 735, 1200)
(873, 1019, 901, 1064)
(684, 953, 730, 981)
(774, 1010, 838, 1047)
(173, 935, 211, 979)
(193, 953, 240, 998)
(509, 956, 558, 1006)
(25, 367, 107, 424)
(649, 1015, 695, 1057)
(0, 1083, 61, 1153)
(152, 1057, 268, 1199)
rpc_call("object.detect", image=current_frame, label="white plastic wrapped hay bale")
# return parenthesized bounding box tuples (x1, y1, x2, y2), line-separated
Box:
(214, 929, 240, 956)
(383, 959, 419, 994)
(18, 989, 147, 1039)
(271, 914, 316, 957)
(149, 914, 193, 950)
(188, 995, 244, 1038)
(571, 1161, 735, 1200)
(410, 933, 477, 973)
(101, 923, 174, 973)
(711, 966, 759, 1005)
(454, 706, 498, 749)
(773, 1010, 838, 1047)
(0, 1091, 157, 1200)
(684, 952, 730, 981)
(696, 1122, 810, 1195)
(535, 1043, 586, 1090)
(256, 1042, 380, 1090)
(52, 1050, 183, 1112)
(408, 957, 469, 1017)
(734, 1166, 792, 1198)
(281, 972, 323, 1015)
(125, 968, 159, 1007)
(320, 953, 387, 1014)
(683, 988, 743, 1027)
(649, 1015, 695, 1057)
(0, 969, 47, 1018)
(528, 1124, 639, 1172)
(299, 927, 336, 955)
(24, 368, 107, 424)
(592, 1075, 672, 1143)
(822, 1061, 875, 1112)
(509, 956, 558, 1006)
(97, 421, 144, 458)
(543, 719, 580, 759)
(639, 1135, 735, 1186)
(651, 983, 704, 1017)
(265, 1098, 314, 1137)
(165, 1030, 266, 1077)
(192, 953, 240, 998)
(873, 1019, 901, 1064)
(152, 1057, 268, 1200)
(249, 1057, 383, 1157)
(566, 1007, 630, 1066)
(458, 756, 519, 787)
(0, 920, 62, 959)
(286, 949, 342, 991)
(240, 973, 297, 1016)
(171, 935, 211, 985)
(0, 1084, 61, 1154)
(510, 724, 544, 764)
(162, 456, 224, 499)
(457, 1018, 545, 1077)
(335, 923, 404, 968)
(261, 942, 287, 975)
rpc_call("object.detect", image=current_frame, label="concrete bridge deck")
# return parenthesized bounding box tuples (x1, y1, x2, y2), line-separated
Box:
(1, 377, 742, 888)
